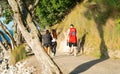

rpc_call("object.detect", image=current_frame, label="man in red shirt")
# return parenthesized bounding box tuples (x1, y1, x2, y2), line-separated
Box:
(67, 24, 77, 56)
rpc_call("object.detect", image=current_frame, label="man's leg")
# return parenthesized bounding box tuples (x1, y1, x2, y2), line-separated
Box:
(68, 43, 72, 54)
(70, 45, 74, 54)
(73, 46, 77, 56)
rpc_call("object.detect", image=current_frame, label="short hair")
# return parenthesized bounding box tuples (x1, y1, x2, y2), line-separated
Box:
(70, 24, 74, 27)
(46, 30, 49, 34)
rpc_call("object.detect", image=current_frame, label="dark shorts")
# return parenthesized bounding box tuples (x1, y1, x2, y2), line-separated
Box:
(44, 43, 51, 48)
(68, 42, 77, 47)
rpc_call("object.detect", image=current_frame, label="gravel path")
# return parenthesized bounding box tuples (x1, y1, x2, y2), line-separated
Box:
(26, 52, 120, 74)
(53, 52, 120, 74)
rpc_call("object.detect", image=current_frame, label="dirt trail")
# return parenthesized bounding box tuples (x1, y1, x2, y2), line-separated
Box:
(26, 52, 120, 74)
(53, 52, 120, 74)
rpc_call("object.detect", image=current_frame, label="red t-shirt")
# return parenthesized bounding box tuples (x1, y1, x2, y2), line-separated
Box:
(68, 28, 77, 43)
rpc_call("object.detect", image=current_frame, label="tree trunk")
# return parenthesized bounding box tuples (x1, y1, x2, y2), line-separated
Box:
(8, 0, 62, 74)
(0, 21, 16, 49)
(0, 30, 11, 49)
(14, 21, 24, 46)
(0, 5, 2, 16)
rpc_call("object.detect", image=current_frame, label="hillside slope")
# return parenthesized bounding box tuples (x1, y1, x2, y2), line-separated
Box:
(55, 1, 120, 58)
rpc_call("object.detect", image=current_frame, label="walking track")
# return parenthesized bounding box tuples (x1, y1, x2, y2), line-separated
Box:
(25, 52, 120, 74)
(53, 52, 120, 74)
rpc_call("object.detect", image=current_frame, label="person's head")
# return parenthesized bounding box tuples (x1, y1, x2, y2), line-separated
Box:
(70, 24, 74, 28)
(52, 29, 57, 39)
(46, 30, 50, 34)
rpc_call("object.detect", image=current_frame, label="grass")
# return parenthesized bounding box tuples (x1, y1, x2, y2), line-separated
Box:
(9, 44, 28, 65)
(53, 1, 120, 58)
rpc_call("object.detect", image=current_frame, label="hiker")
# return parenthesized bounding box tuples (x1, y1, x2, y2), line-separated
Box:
(51, 29, 57, 56)
(42, 30, 52, 55)
(67, 24, 77, 56)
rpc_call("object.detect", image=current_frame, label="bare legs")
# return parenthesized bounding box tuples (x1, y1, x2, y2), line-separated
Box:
(69, 46, 77, 56)
(44, 46, 50, 55)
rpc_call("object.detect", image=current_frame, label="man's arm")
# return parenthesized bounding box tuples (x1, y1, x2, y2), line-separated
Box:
(67, 29, 70, 41)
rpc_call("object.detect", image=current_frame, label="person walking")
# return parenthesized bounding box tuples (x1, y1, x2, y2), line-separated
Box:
(67, 24, 77, 56)
(42, 30, 52, 55)
(51, 29, 57, 56)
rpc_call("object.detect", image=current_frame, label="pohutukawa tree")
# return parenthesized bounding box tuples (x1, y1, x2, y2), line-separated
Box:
(7, 0, 62, 74)
(0, 21, 16, 49)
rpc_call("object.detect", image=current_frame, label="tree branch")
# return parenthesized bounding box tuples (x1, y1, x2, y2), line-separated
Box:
(0, 5, 3, 16)
(33, 0, 39, 8)
(28, 0, 39, 15)
(0, 21, 16, 49)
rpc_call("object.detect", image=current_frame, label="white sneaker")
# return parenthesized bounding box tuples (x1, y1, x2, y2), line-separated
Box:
(74, 54, 77, 56)
(52, 53, 55, 56)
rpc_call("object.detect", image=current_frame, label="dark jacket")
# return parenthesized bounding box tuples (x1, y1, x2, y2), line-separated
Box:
(42, 33, 52, 45)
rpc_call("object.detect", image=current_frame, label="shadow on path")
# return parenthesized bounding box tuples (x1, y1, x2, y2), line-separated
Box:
(69, 58, 108, 74)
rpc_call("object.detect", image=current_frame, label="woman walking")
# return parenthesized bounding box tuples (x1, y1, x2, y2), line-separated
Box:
(51, 29, 57, 56)
(42, 30, 52, 55)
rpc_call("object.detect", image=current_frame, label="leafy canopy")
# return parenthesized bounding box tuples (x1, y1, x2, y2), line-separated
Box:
(36, 0, 76, 27)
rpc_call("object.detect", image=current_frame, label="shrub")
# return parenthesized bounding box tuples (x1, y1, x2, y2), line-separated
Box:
(10, 44, 27, 65)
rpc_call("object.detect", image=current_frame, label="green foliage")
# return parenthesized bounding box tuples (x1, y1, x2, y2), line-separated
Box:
(115, 18, 120, 34)
(92, 0, 120, 11)
(10, 44, 27, 65)
(0, 1, 13, 24)
(102, 0, 120, 10)
(36, 0, 76, 27)
(85, 0, 120, 25)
